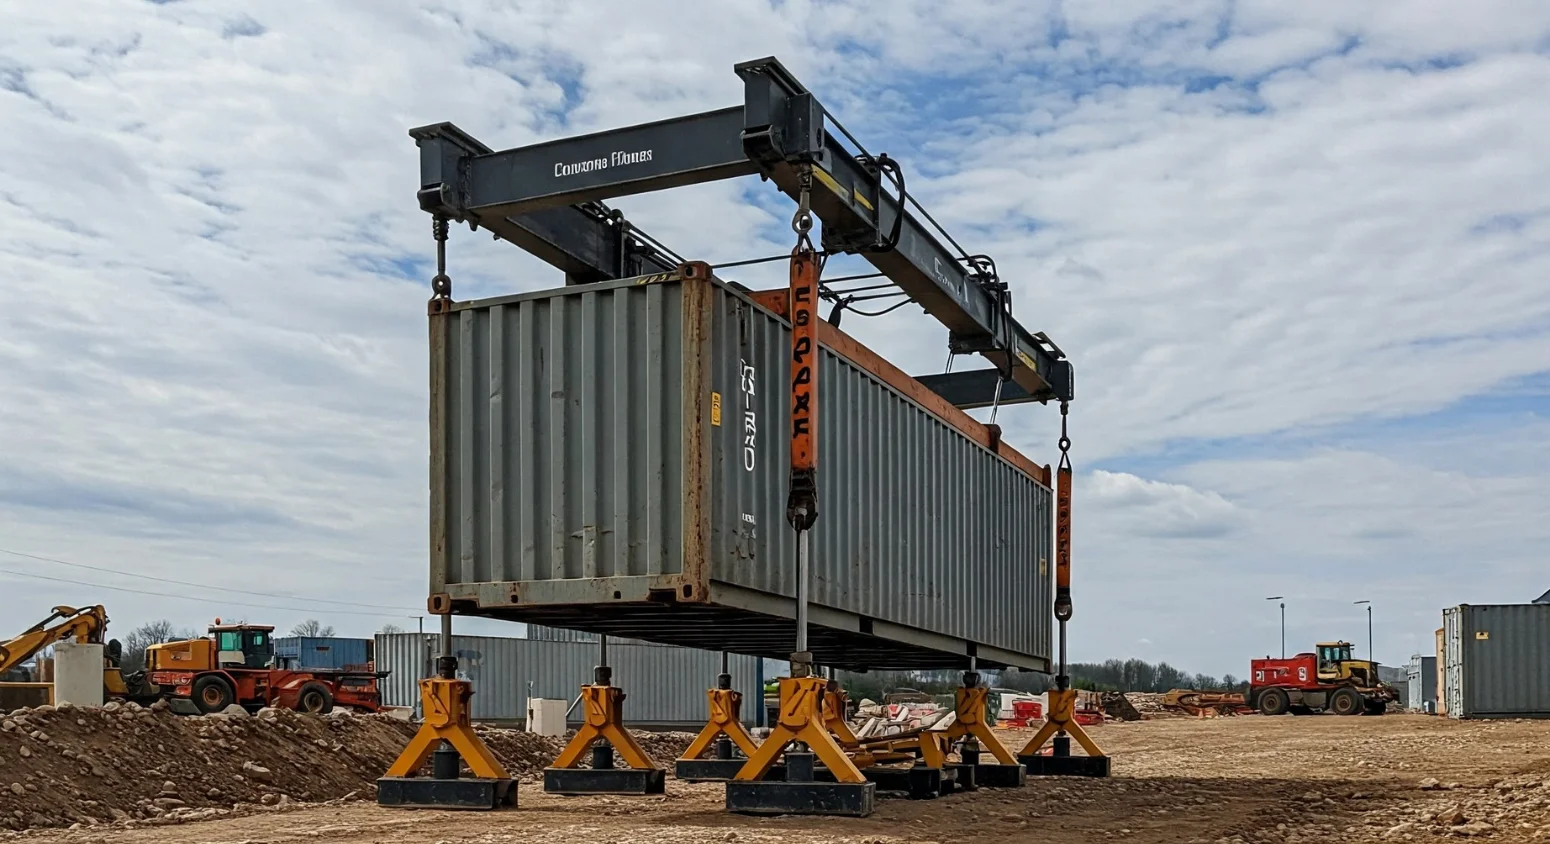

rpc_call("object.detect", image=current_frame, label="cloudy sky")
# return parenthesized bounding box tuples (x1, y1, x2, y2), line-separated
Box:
(2, 1, 1546, 678)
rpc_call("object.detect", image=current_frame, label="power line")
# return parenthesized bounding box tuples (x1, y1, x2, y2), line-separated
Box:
(0, 566, 418, 620)
(0, 547, 416, 611)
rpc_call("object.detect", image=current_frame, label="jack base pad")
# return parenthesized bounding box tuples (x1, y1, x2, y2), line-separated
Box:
(1019, 754, 1111, 778)
(945, 763, 978, 792)
(543, 767, 666, 795)
(725, 780, 876, 817)
(857, 766, 955, 800)
(375, 777, 516, 810)
(973, 763, 1028, 788)
(675, 759, 769, 782)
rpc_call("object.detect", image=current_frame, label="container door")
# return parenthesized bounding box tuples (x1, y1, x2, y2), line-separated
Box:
(1443, 608, 1464, 718)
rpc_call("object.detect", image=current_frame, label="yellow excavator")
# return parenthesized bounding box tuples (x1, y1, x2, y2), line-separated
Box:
(0, 605, 157, 704)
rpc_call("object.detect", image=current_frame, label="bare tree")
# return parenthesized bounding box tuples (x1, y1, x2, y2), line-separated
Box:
(290, 619, 336, 638)
(378, 623, 405, 635)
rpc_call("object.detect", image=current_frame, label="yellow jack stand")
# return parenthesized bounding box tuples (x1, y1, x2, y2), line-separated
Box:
(941, 677, 1027, 788)
(377, 658, 515, 809)
(724, 675, 875, 816)
(544, 674, 665, 794)
(673, 678, 761, 782)
(1017, 687, 1111, 777)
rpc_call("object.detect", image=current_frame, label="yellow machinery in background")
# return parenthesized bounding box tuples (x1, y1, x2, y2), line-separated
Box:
(0, 605, 154, 704)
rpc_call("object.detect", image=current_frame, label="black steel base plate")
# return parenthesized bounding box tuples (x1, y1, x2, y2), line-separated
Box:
(725, 780, 876, 817)
(1019, 754, 1111, 778)
(974, 762, 1028, 788)
(859, 766, 955, 799)
(375, 777, 516, 809)
(543, 767, 666, 794)
(945, 763, 978, 792)
(674, 758, 763, 782)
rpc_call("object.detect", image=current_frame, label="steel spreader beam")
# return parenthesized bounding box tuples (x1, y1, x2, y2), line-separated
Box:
(411, 57, 1073, 403)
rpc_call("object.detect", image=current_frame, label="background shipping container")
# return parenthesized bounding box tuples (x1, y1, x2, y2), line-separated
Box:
(427, 268, 1055, 671)
(375, 633, 764, 727)
(1407, 654, 1438, 714)
(273, 637, 373, 671)
(1442, 604, 1550, 719)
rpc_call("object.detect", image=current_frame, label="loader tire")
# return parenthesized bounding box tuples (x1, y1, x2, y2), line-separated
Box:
(296, 682, 334, 715)
(1330, 687, 1363, 716)
(192, 675, 235, 714)
(1257, 687, 1289, 716)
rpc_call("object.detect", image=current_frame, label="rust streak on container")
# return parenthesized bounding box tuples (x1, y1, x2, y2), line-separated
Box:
(678, 262, 714, 602)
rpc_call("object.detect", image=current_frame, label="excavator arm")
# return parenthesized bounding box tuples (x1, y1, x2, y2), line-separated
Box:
(0, 605, 109, 676)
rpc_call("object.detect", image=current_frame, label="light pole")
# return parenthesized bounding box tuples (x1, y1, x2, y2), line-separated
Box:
(1354, 600, 1372, 660)
(1266, 596, 1285, 658)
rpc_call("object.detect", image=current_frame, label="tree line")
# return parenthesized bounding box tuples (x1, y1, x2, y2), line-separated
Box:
(837, 658, 1249, 702)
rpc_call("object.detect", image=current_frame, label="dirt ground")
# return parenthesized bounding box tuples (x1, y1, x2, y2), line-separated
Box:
(8, 714, 1550, 844)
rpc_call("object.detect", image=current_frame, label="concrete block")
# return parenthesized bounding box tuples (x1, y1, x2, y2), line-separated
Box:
(526, 697, 568, 736)
(52, 642, 104, 707)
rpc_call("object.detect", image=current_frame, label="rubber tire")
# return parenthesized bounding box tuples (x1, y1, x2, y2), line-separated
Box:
(296, 682, 335, 715)
(1364, 698, 1386, 716)
(1258, 687, 1290, 716)
(192, 675, 235, 714)
(1330, 687, 1363, 716)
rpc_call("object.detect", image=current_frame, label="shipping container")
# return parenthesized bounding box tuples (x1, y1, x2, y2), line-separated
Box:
(1406, 655, 1438, 713)
(374, 633, 763, 727)
(1435, 628, 1446, 716)
(1442, 604, 1550, 719)
(274, 637, 373, 671)
(427, 266, 1054, 672)
(525, 624, 657, 647)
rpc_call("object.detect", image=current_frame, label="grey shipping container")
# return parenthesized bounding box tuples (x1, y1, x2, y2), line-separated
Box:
(274, 637, 373, 671)
(525, 624, 657, 647)
(427, 265, 1054, 671)
(1443, 604, 1550, 719)
(374, 633, 762, 726)
(1406, 655, 1437, 713)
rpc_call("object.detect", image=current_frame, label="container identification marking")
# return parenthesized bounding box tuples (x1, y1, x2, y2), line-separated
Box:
(740, 360, 757, 472)
(711, 392, 722, 427)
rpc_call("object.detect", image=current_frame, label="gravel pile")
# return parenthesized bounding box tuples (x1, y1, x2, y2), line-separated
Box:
(0, 701, 693, 831)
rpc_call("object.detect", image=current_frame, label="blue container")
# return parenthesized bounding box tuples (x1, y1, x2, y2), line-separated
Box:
(273, 637, 372, 671)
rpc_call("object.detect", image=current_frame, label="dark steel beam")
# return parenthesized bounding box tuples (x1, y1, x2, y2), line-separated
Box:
(913, 369, 1039, 410)
(409, 122, 677, 283)
(454, 108, 757, 219)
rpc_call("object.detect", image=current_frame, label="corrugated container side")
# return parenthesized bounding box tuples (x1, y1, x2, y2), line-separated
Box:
(374, 633, 761, 726)
(430, 272, 1053, 671)
(273, 637, 373, 670)
(1445, 604, 1550, 719)
(525, 625, 659, 647)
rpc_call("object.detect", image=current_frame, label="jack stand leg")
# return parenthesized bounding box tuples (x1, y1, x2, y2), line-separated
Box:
(941, 672, 1025, 788)
(1017, 688, 1111, 777)
(675, 671, 763, 783)
(545, 664, 666, 795)
(724, 672, 876, 816)
(377, 654, 515, 810)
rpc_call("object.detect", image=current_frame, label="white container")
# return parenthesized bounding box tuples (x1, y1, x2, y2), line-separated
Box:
(527, 697, 569, 736)
(52, 642, 104, 707)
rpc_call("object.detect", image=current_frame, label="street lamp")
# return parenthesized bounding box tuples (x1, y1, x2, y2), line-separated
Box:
(1266, 597, 1285, 658)
(1354, 600, 1372, 660)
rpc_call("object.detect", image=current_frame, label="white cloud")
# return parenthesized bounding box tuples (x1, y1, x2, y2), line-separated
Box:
(0, 2, 1546, 678)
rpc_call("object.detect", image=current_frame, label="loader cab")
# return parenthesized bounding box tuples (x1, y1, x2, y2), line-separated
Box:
(209, 624, 275, 670)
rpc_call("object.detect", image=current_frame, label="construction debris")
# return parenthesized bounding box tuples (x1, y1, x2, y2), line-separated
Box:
(0, 702, 692, 830)
(1160, 689, 1254, 717)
